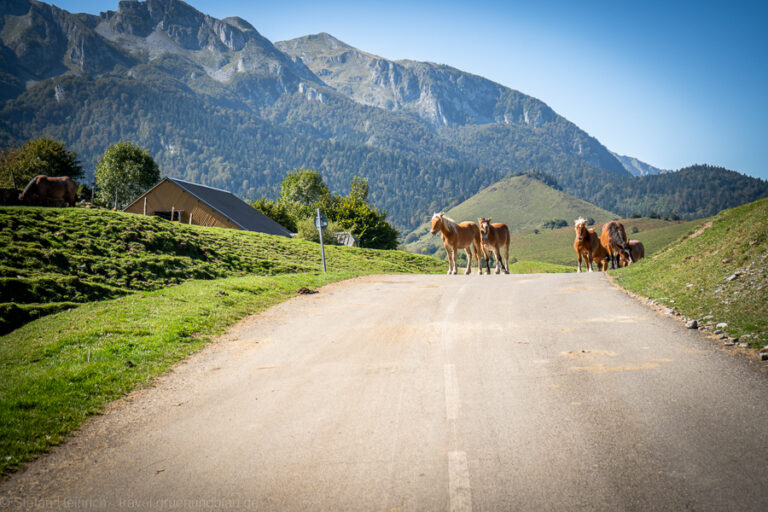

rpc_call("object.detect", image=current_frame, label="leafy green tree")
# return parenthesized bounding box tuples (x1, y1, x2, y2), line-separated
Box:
(1, 138, 82, 189)
(252, 169, 398, 249)
(280, 169, 329, 208)
(330, 196, 399, 249)
(95, 142, 159, 208)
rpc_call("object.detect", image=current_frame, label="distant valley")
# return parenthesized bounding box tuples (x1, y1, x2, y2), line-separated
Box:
(1, 0, 766, 231)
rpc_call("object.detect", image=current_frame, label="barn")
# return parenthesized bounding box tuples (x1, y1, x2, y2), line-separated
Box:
(124, 177, 292, 237)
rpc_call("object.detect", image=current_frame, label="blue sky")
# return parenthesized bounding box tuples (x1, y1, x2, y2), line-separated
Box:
(54, 0, 768, 180)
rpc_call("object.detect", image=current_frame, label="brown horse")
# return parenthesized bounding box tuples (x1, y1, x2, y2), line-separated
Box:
(599, 221, 632, 269)
(573, 217, 597, 272)
(619, 240, 645, 267)
(574, 217, 611, 272)
(430, 213, 483, 275)
(477, 218, 510, 274)
(19, 175, 77, 206)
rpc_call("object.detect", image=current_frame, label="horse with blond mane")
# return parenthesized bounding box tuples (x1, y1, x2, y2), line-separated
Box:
(430, 213, 483, 275)
(477, 217, 510, 274)
(573, 217, 600, 272)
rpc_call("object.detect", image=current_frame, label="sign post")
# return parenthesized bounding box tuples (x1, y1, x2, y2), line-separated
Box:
(315, 208, 328, 272)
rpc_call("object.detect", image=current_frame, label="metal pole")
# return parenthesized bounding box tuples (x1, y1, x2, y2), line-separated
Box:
(317, 208, 326, 273)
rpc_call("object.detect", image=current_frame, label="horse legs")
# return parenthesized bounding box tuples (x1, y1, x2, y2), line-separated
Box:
(444, 244, 454, 274)
(451, 247, 458, 274)
(502, 242, 510, 274)
(586, 251, 594, 272)
(493, 247, 503, 274)
(482, 245, 491, 275)
(463, 246, 474, 275)
(477, 241, 484, 275)
(577, 252, 583, 273)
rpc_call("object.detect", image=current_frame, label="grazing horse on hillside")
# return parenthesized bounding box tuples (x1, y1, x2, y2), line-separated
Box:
(600, 221, 632, 269)
(430, 213, 483, 275)
(477, 218, 510, 274)
(619, 240, 645, 267)
(18, 175, 77, 207)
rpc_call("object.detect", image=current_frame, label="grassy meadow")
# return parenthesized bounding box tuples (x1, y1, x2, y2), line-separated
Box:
(612, 198, 768, 348)
(0, 206, 443, 334)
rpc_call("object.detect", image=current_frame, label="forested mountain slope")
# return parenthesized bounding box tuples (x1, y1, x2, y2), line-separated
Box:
(1, 0, 765, 230)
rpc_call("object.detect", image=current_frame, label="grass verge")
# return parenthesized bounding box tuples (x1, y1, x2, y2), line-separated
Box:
(0, 271, 358, 476)
(612, 198, 768, 349)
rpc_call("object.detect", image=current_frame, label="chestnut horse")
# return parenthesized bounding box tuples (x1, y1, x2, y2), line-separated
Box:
(599, 221, 632, 269)
(573, 217, 611, 272)
(477, 218, 510, 274)
(430, 213, 482, 275)
(619, 240, 645, 267)
(573, 217, 598, 272)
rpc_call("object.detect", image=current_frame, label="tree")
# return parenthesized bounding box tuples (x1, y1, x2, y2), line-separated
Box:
(330, 196, 399, 249)
(1, 138, 82, 189)
(253, 169, 399, 249)
(280, 169, 329, 208)
(95, 142, 159, 208)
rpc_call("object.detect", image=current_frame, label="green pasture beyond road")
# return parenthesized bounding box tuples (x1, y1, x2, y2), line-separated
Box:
(0, 206, 442, 334)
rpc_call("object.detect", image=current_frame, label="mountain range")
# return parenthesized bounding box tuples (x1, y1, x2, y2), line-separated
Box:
(1, 0, 766, 231)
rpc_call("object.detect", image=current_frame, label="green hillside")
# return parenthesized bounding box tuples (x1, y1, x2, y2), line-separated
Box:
(507, 218, 705, 267)
(403, 173, 617, 258)
(0, 206, 443, 334)
(613, 197, 768, 348)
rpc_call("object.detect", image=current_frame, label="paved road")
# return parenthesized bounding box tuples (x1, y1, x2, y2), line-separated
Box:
(2, 273, 768, 511)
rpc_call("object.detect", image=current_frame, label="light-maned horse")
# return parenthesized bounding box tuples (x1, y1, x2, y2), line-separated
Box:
(573, 217, 601, 272)
(573, 217, 610, 272)
(430, 213, 483, 275)
(619, 240, 645, 267)
(599, 221, 632, 269)
(477, 217, 510, 274)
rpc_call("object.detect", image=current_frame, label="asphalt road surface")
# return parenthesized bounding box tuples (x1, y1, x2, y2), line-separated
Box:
(2, 273, 768, 511)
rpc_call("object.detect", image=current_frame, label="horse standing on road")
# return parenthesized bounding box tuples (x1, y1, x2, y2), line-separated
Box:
(573, 217, 598, 272)
(477, 217, 510, 274)
(600, 221, 632, 269)
(430, 213, 483, 275)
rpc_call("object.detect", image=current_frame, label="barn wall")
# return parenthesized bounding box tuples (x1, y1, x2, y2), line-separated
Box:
(124, 181, 240, 230)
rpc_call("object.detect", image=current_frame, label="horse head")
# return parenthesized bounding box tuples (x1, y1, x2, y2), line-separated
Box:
(574, 218, 588, 242)
(430, 213, 443, 235)
(478, 217, 492, 243)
